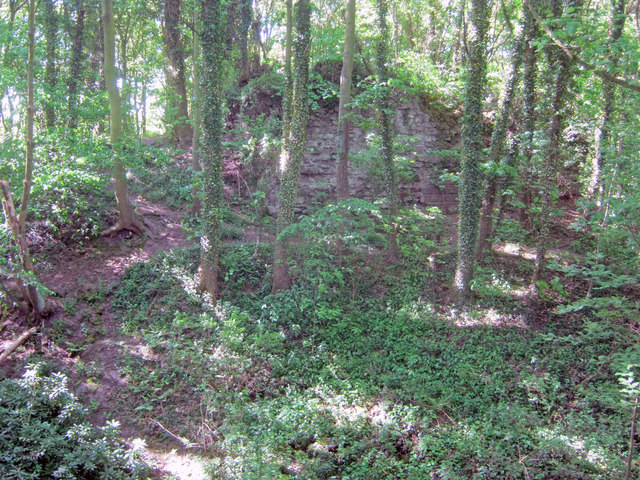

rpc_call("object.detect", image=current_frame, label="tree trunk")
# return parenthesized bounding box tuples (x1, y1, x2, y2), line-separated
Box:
(519, 2, 539, 228)
(101, 0, 144, 237)
(336, 0, 356, 200)
(454, 0, 489, 305)
(587, 0, 625, 207)
(1, 7, 47, 318)
(192, 2, 202, 216)
(238, 0, 252, 81)
(67, 0, 85, 130)
(477, 7, 528, 259)
(272, 0, 312, 293)
(375, 0, 399, 259)
(44, 0, 57, 129)
(532, 0, 574, 292)
(163, 0, 192, 143)
(199, 0, 226, 303)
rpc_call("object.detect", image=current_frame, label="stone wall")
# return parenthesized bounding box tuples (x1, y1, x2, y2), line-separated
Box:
(261, 95, 461, 214)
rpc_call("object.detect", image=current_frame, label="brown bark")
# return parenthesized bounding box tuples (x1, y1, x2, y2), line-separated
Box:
(1, 182, 45, 318)
(336, 0, 356, 200)
(163, 0, 192, 142)
(101, 0, 144, 237)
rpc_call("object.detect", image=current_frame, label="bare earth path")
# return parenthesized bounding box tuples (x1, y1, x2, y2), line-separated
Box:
(35, 196, 206, 479)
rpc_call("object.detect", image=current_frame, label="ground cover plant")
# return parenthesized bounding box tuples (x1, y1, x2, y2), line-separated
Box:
(3, 0, 640, 478)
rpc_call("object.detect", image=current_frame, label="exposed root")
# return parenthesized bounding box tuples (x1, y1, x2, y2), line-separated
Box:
(100, 219, 145, 239)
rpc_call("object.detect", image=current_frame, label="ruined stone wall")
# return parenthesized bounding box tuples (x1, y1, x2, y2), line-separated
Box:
(262, 96, 461, 213)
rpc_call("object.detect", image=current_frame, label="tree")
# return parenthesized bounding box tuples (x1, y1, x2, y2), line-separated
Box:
(198, 0, 226, 302)
(1, 0, 45, 319)
(531, 0, 574, 292)
(476, 5, 527, 259)
(101, 0, 144, 237)
(587, 0, 626, 207)
(453, 0, 489, 304)
(66, 0, 85, 131)
(191, 1, 202, 216)
(272, 0, 312, 292)
(163, 0, 192, 143)
(374, 0, 399, 258)
(43, 0, 57, 129)
(336, 0, 355, 200)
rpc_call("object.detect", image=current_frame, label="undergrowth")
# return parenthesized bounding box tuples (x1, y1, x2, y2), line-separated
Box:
(102, 202, 640, 479)
(0, 363, 148, 479)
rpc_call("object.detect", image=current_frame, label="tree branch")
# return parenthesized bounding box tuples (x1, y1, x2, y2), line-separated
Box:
(524, 0, 640, 93)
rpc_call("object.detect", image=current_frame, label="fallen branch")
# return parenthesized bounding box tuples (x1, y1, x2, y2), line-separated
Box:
(524, 0, 640, 94)
(0, 327, 37, 362)
(151, 418, 202, 449)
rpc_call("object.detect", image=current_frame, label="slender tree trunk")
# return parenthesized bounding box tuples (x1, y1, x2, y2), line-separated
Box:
(532, 0, 574, 292)
(141, 83, 147, 137)
(272, 0, 312, 293)
(163, 0, 192, 142)
(588, 0, 625, 207)
(282, 0, 293, 146)
(1, 0, 46, 319)
(44, 0, 57, 129)
(101, 0, 143, 237)
(519, 3, 539, 227)
(238, 0, 252, 81)
(67, 0, 85, 130)
(192, 2, 202, 216)
(118, 18, 131, 133)
(199, 0, 226, 302)
(336, 0, 355, 200)
(375, 0, 399, 259)
(454, 0, 489, 305)
(477, 7, 528, 259)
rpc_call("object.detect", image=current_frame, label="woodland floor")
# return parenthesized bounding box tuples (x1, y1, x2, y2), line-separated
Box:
(0, 195, 207, 478)
(2, 148, 634, 479)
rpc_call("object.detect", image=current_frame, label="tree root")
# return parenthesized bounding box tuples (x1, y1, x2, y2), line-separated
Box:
(100, 214, 145, 239)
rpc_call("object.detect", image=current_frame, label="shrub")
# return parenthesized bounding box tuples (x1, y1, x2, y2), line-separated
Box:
(0, 364, 149, 479)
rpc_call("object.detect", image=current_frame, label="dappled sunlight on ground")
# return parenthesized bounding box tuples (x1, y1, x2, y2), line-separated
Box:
(448, 307, 528, 328)
(104, 249, 152, 276)
(144, 448, 207, 480)
(537, 427, 610, 473)
(495, 242, 570, 263)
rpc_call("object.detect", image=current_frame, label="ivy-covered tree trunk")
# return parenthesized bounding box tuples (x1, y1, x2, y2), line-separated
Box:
(587, 0, 625, 207)
(454, 0, 489, 304)
(101, 0, 144, 237)
(67, 0, 85, 130)
(237, 0, 252, 81)
(476, 7, 528, 259)
(199, 0, 226, 302)
(163, 0, 192, 143)
(44, 0, 57, 129)
(336, 0, 355, 200)
(374, 0, 399, 258)
(531, 0, 574, 292)
(281, 0, 293, 155)
(272, 0, 311, 293)
(191, 2, 202, 216)
(516, 1, 539, 227)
